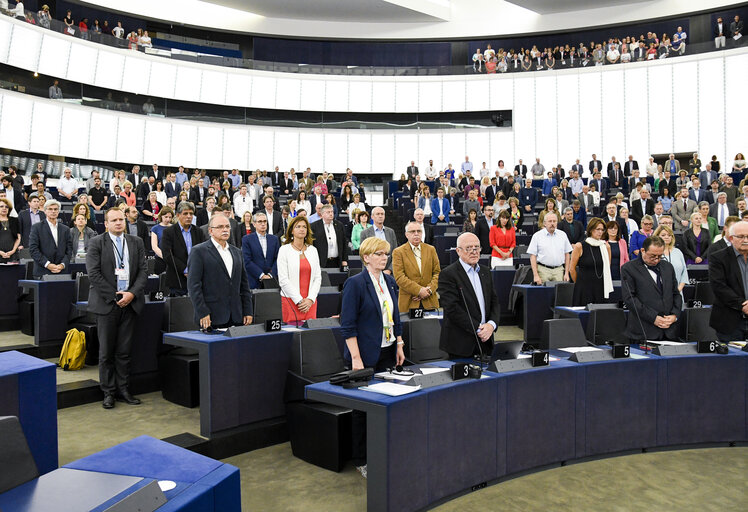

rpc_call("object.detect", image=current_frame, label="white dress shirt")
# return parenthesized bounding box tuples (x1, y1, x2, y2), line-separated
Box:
(211, 238, 233, 278)
(324, 222, 339, 258)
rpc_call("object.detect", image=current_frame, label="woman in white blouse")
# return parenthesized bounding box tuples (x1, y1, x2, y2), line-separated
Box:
(277, 216, 321, 326)
(645, 157, 658, 177)
(295, 190, 312, 217)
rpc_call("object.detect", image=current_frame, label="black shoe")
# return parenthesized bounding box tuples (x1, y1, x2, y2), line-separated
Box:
(102, 394, 115, 409)
(115, 391, 141, 405)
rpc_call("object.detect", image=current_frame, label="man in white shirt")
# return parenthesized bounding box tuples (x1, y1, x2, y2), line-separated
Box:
(232, 184, 253, 221)
(479, 162, 490, 178)
(424, 160, 437, 180)
(112, 21, 125, 39)
(461, 156, 473, 175)
(58, 167, 79, 201)
(527, 212, 572, 284)
(311, 205, 347, 269)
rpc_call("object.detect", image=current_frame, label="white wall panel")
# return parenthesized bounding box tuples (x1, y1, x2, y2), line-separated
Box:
(418, 82, 441, 112)
(418, 132, 441, 171)
(600, 70, 625, 163)
(273, 130, 299, 171)
(30, 102, 62, 156)
(174, 66, 203, 102)
(535, 75, 558, 166)
(298, 131, 324, 173)
(323, 132, 348, 172)
(170, 124, 198, 167)
(88, 112, 118, 162)
(395, 133, 417, 175)
(622, 67, 649, 164)
(647, 64, 673, 154)
(348, 132, 372, 174)
(325, 81, 349, 112)
(148, 62, 177, 100)
(556, 74, 579, 168)
(371, 82, 395, 112)
(489, 130, 514, 171)
(697, 58, 725, 164)
(465, 80, 489, 112)
(200, 70, 227, 105)
(121, 56, 151, 96)
(37, 34, 70, 79)
(225, 73, 252, 107)
(578, 71, 602, 163)
(348, 81, 372, 112)
(250, 76, 276, 109)
(94, 50, 125, 91)
(65, 43, 97, 85)
(275, 78, 301, 111)
(116, 116, 145, 163)
(300, 80, 326, 111)
(0, 18, 10, 64)
(248, 129, 274, 169)
(222, 128, 249, 170)
(0, 96, 32, 152)
(442, 81, 466, 112)
(395, 82, 418, 113)
(513, 77, 535, 165)
(371, 132, 395, 174)
(6, 24, 41, 70)
(671, 61, 698, 154)
(142, 119, 171, 166)
(489, 78, 513, 110)
(441, 132, 465, 172)
(59, 107, 90, 158)
(196, 125, 223, 169)
(724, 54, 748, 168)
(465, 131, 490, 173)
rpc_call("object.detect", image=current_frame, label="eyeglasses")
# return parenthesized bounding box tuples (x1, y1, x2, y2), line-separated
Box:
(211, 225, 231, 230)
(405, 230, 421, 234)
(372, 251, 390, 257)
(458, 246, 481, 253)
(254, 220, 267, 224)
(732, 234, 748, 240)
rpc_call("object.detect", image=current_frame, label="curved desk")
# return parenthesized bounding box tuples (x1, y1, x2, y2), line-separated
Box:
(306, 349, 748, 512)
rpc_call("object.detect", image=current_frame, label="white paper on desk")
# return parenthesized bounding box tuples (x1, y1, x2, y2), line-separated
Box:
(647, 340, 681, 346)
(374, 371, 413, 382)
(565, 306, 587, 310)
(558, 346, 601, 353)
(361, 382, 421, 396)
(282, 327, 303, 332)
(629, 353, 649, 359)
(419, 367, 450, 375)
(734, 34, 742, 40)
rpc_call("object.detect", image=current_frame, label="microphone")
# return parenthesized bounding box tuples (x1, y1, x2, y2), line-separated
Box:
(621, 274, 650, 353)
(458, 286, 488, 368)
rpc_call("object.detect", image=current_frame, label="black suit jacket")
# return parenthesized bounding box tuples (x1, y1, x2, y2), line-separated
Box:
(18, 209, 45, 248)
(709, 245, 746, 335)
(607, 167, 624, 187)
(590, 178, 607, 197)
(707, 237, 728, 259)
(474, 217, 494, 254)
(682, 228, 711, 262)
(161, 223, 205, 290)
(421, 222, 434, 245)
(29, 220, 72, 278)
(621, 258, 682, 341)
(514, 165, 527, 176)
(127, 220, 149, 249)
(187, 240, 253, 326)
(559, 220, 585, 244)
(624, 160, 639, 175)
(311, 220, 347, 265)
(406, 166, 418, 179)
(658, 178, 677, 197)
(485, 185, 500, 205)
(630, 198, 655, 224)
(126, 173, 143, 188)
(189, 187, 209, 206)
(86, 233, 148, 315)
(589, 160, 603, 173)
(437, 261, 501, 357)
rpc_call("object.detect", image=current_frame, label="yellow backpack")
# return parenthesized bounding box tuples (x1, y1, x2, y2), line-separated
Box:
(58, 328, 87, 371)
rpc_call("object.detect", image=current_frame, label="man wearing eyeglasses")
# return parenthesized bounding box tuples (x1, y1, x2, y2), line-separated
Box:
(621, 236, 682, 342)
(709, 221, 748, 341)
(392, 222, 440, 313)
(187, 215, 253, 330)
(437, 233, 500, 359)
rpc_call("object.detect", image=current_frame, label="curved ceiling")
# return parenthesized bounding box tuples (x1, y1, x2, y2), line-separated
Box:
(78, 0, 737, 39)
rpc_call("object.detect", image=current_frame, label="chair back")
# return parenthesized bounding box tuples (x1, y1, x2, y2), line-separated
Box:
(290, 329, 346, 382)
(252, 289, 283, 325)
(684, 307, 718, 342)
(585, 308, 628, 344)
(404, 318, 449, 363)
(541, 318, 587, 349)
(75, 273, 90, 302)
(164, 296, 199, 332)
(552, 282, 575, 307)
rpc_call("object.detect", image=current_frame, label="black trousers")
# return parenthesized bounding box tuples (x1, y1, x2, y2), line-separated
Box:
(97, 305, 136, 395)
(324, 257, 340, 269)
(351, 344, 396, 466)
(717, 318, 748, 342)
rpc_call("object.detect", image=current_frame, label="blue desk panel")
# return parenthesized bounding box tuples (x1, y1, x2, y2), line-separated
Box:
(0, 351, 57, 475)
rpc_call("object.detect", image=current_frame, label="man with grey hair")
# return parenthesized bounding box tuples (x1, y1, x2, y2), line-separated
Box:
(58, 167, 79, 201)
(707, 221, 748, 341)
(29, 199, 72, 279)
(559, 207, 584, 244)
(360, 207, 397, 273)
(311, 204, 348, 269)
(527, 211, 572, 284)
(391, 221, 440, 313)
(161, 201, 205, 295)
(412, 208, 433, 244)
(709, 191, 737, 229)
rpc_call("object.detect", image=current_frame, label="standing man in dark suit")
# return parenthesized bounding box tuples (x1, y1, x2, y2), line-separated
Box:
(406, 161, 418, 179)
(604, 201, 629, 241)
(126, 165, 143, 189)
(590, 171, 608, 199)
(125, 206, 149, 248)
(570, 159, 584, 176)
(474, 203, 495, 254)
(621, 236, 682, 342)
(145, 163, 164, 183)
(311, 204, 348, 269)
(624, 155, 639, 176)
(271, 166, 283, 187)
(608, 162, 624, 190)
(189, 178, 209, 208)
(187, 215, 253, 330)
(708, 216, 738, 259)
(438, 233, 500, 358)
(161, 201, 204, 295)
(589, 154, 603, 175)
(200, 205, 239, 247)
(86, 207, 148, 409)
(241, 212, 280, 289)
(514, 159, 527, 179)
(699, 163, 719, 189)
(708, 221, 748, 340)
(484, 177, 499, 205)
(18, 195, 45, 248)
(631, 188, 655, 225)
(28, 200, 72, 279)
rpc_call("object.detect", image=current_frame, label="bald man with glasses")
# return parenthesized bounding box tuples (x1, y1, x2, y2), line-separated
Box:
(392, 221, 441, 313)
(187, 216, 253, 330)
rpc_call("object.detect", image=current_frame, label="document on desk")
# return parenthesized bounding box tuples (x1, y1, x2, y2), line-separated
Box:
(362, 382, 422, 396)
(374, 371, 413, 382)
(518, 354, 560, 361)
(419, 367, 450, 375)
(558, 346, 601, 353)
(646, 340, 681, 345)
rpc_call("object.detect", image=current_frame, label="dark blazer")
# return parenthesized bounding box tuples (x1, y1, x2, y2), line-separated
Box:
(189, 187, 209, 206)
(624, 160, 639, 175)
(484, 184, 499, 205)
(165, 182, 179, 199)
(707, 237, 729, 259)
(689, 188, 707, 203)
(195, 208, 211, 227)
(709, 202, 737, 223)
(241, 233, 280, 289)
(340, 271, 402, 367)
(281, 178, 294, 194)
(311, 219, 348, 265)
(559, 219, 585, 244)
(126, 173, 143, 188)
(187, 240, 253, 326)
(682, 228, 711, 262)
(136, 181, 153, 201)
(589, 160, 603, 173)
(519, 187, 538, 209)
(589, 178, 607, 197)
(258, 209, 283, 237)
(474, 217, 495, 254)
(421, 222, 434, 245)
(437, 260, 501, 357)
(621, 258, 682, 341)
(709, 245, 746, 335)
(161, 223, 205, 290)
(86, 233, 148, 315)
(514, 164, 527, 176)
(630, 198, 655, 224)
(607, 167, 625, 187)
(200, 218, 239, 248)
(28, 220, 73, 278)
(406, 165, 418, 179)
(310, 194, 326, 212)
(698, 170, 719, 189)
(7, 189, 27, 212)
(18, 209, 45, 248)
(126, 220, 150, 249)
(658, 178, 677, 198)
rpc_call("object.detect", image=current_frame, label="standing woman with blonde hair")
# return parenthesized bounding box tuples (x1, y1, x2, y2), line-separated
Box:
(277, 216, 321, 326)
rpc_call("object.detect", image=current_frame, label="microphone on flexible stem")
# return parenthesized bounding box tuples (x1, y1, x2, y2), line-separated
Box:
(458, 286, 487, 369)
(622, 275, 649, 353)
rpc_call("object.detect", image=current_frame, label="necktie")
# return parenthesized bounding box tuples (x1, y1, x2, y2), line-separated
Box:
(115, 236, 127, 292)
(719, 205, 725, 227)
(645, 263, 663, 293)
(684, 200, 688, 211)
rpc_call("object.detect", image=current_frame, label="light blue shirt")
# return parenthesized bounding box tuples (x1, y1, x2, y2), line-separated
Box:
(458, 259, 497, 330)
(570, 177, 584, 195)
(374, 226, 386, 240)
(461, 161, 473, 174)
(108, 233, 130, 292)
(180, 225, 193, 274)
(175, 172, 188, 187)
(229, 173, 242, 189)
